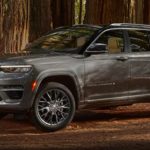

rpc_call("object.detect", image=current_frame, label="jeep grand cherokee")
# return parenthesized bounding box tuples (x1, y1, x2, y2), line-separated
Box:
(0, 23, 150, 131)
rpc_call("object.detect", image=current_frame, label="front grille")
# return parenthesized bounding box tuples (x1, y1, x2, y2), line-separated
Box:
(0, 85, 24, 101)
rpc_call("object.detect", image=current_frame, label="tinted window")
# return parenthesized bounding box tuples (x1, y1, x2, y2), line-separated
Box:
(96, 30, 124, 54)
(25, 27, 99, 54)
(128, 30, 150, 52)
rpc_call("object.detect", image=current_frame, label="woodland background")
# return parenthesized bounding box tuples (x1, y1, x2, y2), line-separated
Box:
(0, 0, 150, 54)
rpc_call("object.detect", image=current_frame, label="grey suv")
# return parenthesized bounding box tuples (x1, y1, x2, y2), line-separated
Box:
(0, 23, 150, 131)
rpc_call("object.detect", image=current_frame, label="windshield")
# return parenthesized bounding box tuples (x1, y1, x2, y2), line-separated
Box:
(25, 26, 99, 54)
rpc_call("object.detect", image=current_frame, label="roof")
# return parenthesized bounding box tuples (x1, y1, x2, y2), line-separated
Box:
(110, 23, 150, 29)
(72, 24, 103, 29)
(56, 23, 150, 31)
(74, 23, 150, 30)
(55, 24, 103, 31)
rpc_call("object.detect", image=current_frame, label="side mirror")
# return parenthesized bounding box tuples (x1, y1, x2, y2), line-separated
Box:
(86, 43, 108, 54)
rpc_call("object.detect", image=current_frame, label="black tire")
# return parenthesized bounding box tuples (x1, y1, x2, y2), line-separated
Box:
(31, 82, 76, 132)
(0, 113, 7, 119)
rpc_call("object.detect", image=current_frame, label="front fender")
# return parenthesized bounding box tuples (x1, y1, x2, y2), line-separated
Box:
(30, 70, 84, 108)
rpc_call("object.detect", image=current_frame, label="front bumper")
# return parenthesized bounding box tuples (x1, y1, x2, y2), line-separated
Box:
(0, 71, 34, 112)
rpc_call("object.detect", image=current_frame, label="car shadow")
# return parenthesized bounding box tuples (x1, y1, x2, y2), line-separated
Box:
(0, 105, 150, 134)
(74, 109, 150, 122)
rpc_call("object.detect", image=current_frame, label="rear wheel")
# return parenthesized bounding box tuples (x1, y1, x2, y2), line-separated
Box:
(31, 82, 76, 132)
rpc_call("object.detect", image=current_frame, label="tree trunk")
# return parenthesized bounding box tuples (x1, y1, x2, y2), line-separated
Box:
(0, 0, 3, 53)
(143, 0, 150, 24)
(135, 0, 143, 23)
(0, 0, 30, 54)
(79, 0, 83, 24)
(52, 0, 75, 28)
(84, 0, 103, 24)
(84, 0, 126, 24)
(29, 0, 52, 42)
(84, 0, 144, 25)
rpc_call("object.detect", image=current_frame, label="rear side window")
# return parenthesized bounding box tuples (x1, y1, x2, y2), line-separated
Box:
(128, 30, 150, 52)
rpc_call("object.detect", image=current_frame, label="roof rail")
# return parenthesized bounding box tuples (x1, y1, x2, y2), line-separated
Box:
(110, 23, 150, 28)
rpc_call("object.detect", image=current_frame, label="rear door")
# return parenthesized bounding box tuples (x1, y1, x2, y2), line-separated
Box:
(127, 29, 150, 100)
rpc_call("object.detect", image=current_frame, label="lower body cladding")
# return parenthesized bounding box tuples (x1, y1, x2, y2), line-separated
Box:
(0, 72, 34, 112)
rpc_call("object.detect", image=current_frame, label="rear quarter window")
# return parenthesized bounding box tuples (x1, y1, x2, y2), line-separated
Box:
(128, 30, 150, 52)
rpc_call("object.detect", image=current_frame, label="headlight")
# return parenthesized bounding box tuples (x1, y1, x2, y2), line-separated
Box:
(0, 65, 32, 73)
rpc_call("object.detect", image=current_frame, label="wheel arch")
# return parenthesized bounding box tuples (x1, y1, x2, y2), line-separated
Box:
(31, 73, 82, 110)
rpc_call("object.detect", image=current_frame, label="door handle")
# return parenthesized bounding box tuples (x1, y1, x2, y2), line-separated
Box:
(116, 56, 128, 61)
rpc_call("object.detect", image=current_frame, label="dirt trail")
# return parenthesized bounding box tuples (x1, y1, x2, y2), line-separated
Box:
(0, 103, 150, 150)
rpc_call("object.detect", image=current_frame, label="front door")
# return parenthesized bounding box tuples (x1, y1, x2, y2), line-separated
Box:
(84, 29, 130, 102)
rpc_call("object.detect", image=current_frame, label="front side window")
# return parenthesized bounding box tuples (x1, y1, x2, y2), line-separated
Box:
(25, 26, 99, 54)
(96, 30, 124, 54)
(128, 30, 150, 52)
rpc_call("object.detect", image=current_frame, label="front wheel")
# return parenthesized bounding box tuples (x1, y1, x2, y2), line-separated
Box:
(31, 82, 76, 132)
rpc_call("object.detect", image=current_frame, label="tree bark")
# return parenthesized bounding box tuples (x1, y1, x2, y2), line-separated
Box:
(85, 0, 128, 24)
(135, 0, 143, 23)
(52, 0, 75, 28)
(84, 0, 126, 24)
(143, 0, 150, 24)
(84, 0, 103, 24)
(84, 0, 144, 25)
(0, 0, 4, 53)
(29, 0, 52, 42)
(0, 0, 30, 54)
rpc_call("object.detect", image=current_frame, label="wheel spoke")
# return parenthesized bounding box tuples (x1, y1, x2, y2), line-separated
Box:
(46, 92, 52, 102)
(40, 96, 47, 102)
(59, 105, 70, 109)
(47, 113, 53, 124)
(61, 111, 69, 118)
(39, 101, 50, 106)
(41, 110, 49, 118)
(39, 106, 49, 112)
(59, 96, 67, 102)
(60, 112, 65, 120)
(54, 90, 60, 101)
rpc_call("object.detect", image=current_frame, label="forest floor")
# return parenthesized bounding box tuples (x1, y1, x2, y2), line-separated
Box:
(0, 103, 150, 150)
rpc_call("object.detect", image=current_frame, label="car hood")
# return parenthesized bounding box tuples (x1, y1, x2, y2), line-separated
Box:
(0, 52, 82, 65)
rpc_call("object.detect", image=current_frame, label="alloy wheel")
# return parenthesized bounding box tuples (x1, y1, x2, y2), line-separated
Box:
(36, 89, 71, 126)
